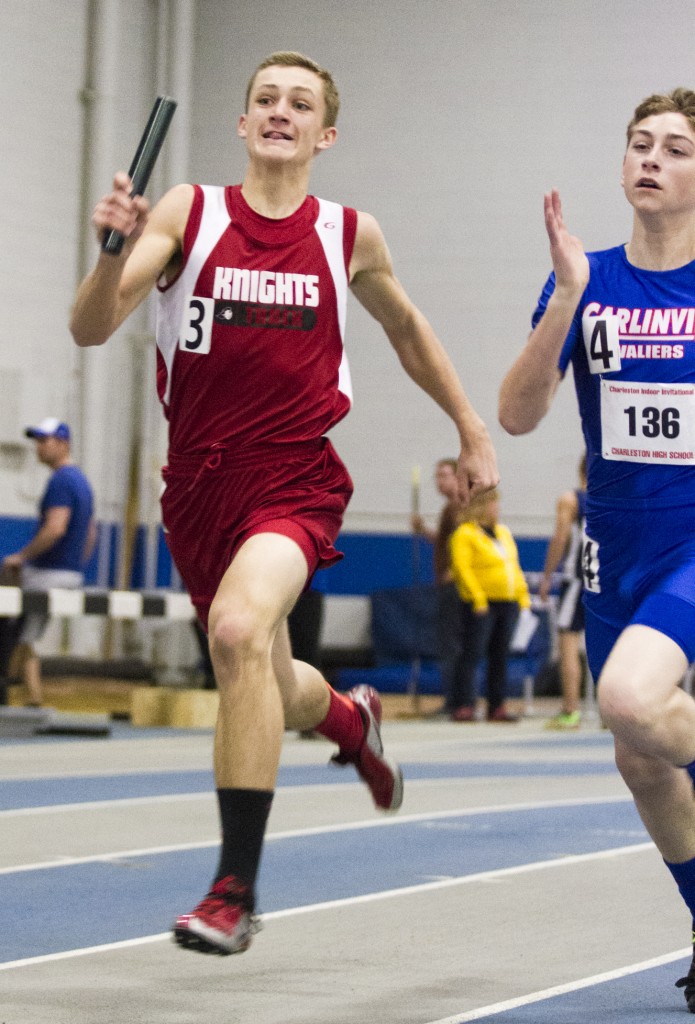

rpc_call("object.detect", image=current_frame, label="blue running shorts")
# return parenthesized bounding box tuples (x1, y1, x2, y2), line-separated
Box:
(583, 498, 695, 681)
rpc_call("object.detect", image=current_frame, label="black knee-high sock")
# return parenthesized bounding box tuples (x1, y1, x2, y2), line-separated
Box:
(214, 788, 274, 909)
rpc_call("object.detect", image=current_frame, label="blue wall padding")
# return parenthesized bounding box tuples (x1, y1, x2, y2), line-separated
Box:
(371, 584, 439, 661)
(0, 518, 548, 595)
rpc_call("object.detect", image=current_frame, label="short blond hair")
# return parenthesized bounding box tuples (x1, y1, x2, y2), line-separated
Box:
(245, 51, 340, 128)
(627, 87, 695, 142)
(458, 488, 500, 525)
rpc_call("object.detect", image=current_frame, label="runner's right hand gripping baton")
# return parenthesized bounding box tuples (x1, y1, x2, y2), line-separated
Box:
(101, 95, 178, 256)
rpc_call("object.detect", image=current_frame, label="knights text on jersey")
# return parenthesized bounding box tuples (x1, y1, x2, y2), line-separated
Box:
(156, 185, 358, 455)
(533, 245, 695, 505)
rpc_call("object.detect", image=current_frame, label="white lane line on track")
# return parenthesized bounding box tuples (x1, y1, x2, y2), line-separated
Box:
(0, 933, 173, 971)
(0, 794, 635, 874)
(0, 841, 655, 971)
(0, 791, 214, 818)
(0, 789, 632, 821)
(423, 947, 692, 1022)
(0, 759, 618, 804)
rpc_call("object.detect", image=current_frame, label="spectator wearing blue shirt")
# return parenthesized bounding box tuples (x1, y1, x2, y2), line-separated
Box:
(1, 419, 95, 706)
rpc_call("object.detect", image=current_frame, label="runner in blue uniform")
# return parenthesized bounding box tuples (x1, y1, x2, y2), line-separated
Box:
(499, 88, 695, 1012)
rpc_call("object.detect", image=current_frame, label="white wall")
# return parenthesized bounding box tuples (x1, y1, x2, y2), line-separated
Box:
(2, 0, 695, 540)
(1, 0, 86, 506)
(0, 0, 180, 585)
(189, 0, 695, 533)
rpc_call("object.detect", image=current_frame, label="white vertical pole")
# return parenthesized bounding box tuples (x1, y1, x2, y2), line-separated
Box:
(142, 0, 195, 590)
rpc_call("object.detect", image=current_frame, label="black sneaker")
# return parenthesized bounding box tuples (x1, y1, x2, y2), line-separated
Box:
(676, 925, 695, 1012)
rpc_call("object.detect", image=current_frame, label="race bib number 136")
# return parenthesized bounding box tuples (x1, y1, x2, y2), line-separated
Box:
(601, 380, 695, 465)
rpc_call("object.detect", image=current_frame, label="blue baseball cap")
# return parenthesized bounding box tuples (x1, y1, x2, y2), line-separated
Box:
(25, 417, 71, 441)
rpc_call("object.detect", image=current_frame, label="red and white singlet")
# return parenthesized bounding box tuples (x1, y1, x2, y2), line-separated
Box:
(156, 184, 358, 456)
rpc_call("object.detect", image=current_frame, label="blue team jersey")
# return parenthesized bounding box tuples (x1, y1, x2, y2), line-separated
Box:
(32, 465, 94, 572)
(533, 245, 695, 505)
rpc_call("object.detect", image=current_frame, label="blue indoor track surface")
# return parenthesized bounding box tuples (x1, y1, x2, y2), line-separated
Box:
(0, 714, 691, 1024)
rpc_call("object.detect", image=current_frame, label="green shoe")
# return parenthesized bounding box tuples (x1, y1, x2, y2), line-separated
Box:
(545, 710, 581, 730)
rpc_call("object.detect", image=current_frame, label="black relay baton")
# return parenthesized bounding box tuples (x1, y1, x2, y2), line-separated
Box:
(101, 95, 178, 256)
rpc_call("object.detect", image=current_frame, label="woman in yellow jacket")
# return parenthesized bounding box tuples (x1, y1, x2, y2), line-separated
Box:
(449, 489, 530, 722)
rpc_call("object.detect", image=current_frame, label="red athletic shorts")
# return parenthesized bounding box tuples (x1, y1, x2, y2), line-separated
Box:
(160, 438, 353, 630)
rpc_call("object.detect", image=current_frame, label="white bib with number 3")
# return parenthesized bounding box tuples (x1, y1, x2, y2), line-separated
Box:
(601, 380, 695, 464)
(179, 295, 215, 354)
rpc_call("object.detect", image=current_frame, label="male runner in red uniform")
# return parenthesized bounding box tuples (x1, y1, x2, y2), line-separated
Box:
(70, 52, 499, 957)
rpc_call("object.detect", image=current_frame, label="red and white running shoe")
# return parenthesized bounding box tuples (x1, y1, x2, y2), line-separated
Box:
(173, 875, 260, 955)
(331, 684, 404, 811)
